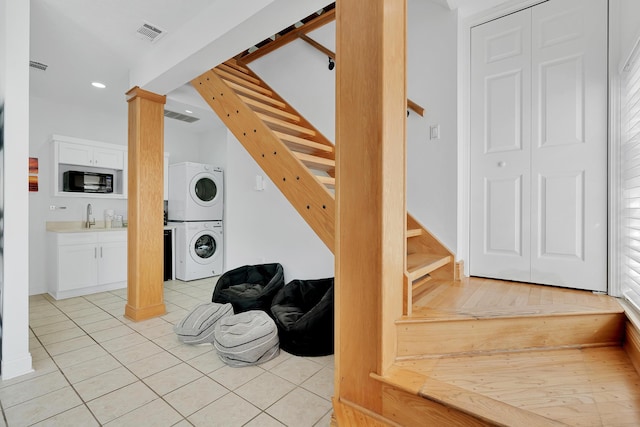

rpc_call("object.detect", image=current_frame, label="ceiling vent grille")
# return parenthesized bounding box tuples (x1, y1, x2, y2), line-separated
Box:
(29, 61, 48, 71)
(164, 109, 199, 123)
(136, 22, 166, 43)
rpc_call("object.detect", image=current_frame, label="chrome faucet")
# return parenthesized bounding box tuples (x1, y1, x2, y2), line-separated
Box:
(86, 203, 95, 228)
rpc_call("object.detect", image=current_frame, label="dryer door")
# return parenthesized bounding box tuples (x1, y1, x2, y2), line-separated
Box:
(189, 231, 221, 265)
(189, 172, 220, 208)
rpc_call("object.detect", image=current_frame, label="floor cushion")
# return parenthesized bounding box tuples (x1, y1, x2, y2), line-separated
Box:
(270, 278, 334, 356)
(213, 310, 279, 367)
(173, 302, 233, 344)
(212, 263, 285, 314)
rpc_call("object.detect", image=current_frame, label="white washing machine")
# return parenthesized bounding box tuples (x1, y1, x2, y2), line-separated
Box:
(172, 221, 224, 281)
(168, 162, 223, 221)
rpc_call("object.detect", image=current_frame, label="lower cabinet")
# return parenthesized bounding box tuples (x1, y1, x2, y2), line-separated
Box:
(49, 230, 127, 299)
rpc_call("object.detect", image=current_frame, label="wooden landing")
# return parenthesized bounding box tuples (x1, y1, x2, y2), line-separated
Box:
(378, 346, 640, 426)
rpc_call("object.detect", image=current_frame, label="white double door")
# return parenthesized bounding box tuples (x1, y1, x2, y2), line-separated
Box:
(469, 0, 607, 291)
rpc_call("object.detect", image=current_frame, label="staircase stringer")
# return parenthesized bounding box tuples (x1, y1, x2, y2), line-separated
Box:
(191, 68, 335, 252)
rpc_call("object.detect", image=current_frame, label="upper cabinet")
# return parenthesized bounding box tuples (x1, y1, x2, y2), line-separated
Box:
(52, 135, 128, 199)
(59, 142, 125, 170)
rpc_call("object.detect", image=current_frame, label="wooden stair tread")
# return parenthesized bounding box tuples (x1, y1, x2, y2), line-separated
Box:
(316, 175, 335, 188)
(223, 60, 251, 75)
(217, 63, 261, 84)
(373, 365, 568, 426)
(274, 131, 333, 154)
(406, 253, 451, 281)
(239, 95, 300, 122)
(406, 228, 422, 238)
(294, 152, 335, 171)
(215, 68, 273, 96)
(226, 81, 286, 108)
(257, 112, 316, 136)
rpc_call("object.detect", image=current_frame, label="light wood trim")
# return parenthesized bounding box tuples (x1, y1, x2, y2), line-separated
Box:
(214, 68, 273, 96)
(273, 131, 334, 154)
(223, 59, 251, 75)
(625, 320, 640, 376)
(294, 152, 335, 171)
(240, 9, 336, 64)
(191, 69, 335, 251)
(406, 213, 455, 285)
(316, 175, 335, 188)
(239, 95, 301, 122)
(406, 228, 422, 238)
(124, 86, 166, 322)
(396, 312, 625, 358)
(217, 63, 261, 85)
(225, 81, 286, 108)
(333, 398, 400, 427)
(454, 260, 464, 281)
(335, 0, 406, 414)
(256, 112, 316, 136)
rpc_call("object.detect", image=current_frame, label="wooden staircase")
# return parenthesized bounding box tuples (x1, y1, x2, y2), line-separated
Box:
(191, 59, 455, 303)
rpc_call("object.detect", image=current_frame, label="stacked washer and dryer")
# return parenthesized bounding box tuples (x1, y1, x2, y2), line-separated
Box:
(168, 162, 224, 281)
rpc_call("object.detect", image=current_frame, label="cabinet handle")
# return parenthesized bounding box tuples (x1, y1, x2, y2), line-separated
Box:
(100, 247, 103, 258)
(94, 247, 97, 258)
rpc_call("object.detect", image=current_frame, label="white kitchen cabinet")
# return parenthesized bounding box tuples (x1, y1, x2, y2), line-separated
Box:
(48, 230, 127, 299)
(52, 135, 128, 199)
(59, 141, 124, 170)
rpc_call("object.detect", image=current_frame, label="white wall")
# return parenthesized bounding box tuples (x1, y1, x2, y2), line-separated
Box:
(407, 1, 458, 252)
(619, 0, 640, 64)
(224, 133, 334, 282)
(2, 0, 33, 380)
(28, 96, 225, 295)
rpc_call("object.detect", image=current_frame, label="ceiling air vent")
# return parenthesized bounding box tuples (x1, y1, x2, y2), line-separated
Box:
(29, 61, 48, 71)
(136, 22, 166, 43)
(164, 109, 199, 123)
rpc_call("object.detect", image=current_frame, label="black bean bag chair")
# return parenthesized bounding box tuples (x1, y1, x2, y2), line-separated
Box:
(212, 263, 285, 314)
(270, 277, 334, 356)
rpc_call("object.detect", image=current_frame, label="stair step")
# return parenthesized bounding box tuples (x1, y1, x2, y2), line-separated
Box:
(406, 228, 422, 238)
(226, 81, 286, 109)
(273, 131, 333, 154)
(257, 112, 316, 136)
(215, 68, 273, 96)
(294, 152, 335, 171)
(217, 63, 261, 85)
(223, 60, 251, 75)
(239, 95, 301, 122)
(406, 254, 451, 282)
(316, 175, 335, 188)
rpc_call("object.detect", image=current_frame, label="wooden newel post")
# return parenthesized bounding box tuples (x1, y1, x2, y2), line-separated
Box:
(335, 0, 407, 416)
(125, 86, 167, 321)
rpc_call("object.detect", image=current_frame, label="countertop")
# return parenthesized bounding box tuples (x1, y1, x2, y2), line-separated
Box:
(47, 221, 176, 233)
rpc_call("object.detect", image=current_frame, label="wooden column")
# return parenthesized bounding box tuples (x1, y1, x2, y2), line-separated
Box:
(125, 86, 167, 321)
(335, 0, 407, 415)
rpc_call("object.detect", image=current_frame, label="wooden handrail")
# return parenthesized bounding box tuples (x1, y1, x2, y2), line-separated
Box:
(299, 35, 426, 117)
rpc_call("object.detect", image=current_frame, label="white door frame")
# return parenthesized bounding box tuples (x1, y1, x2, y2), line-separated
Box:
(457, 0, 616, 294)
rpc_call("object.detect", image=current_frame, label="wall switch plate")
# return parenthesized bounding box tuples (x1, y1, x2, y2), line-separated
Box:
(430, 124, 440, 140)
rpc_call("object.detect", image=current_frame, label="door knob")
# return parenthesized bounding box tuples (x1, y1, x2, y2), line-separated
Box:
(498, 161, 506, 167)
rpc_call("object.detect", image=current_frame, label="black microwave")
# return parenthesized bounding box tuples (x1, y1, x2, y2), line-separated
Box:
(63, 171, 113, 193)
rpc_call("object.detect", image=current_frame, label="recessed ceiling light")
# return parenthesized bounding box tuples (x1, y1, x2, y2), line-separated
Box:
(91, 82, 106, 89)
(185, 109, 193, 114)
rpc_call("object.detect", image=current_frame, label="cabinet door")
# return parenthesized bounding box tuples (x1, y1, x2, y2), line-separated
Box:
(94, 147, 124, 170)
(98, 240, 127, 285)
(59, 142, 93, 166)
(58, 243, 98, 291)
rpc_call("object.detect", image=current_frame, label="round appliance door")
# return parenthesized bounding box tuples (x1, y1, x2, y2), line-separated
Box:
(189, 231, 220, 265)
(189, 172, 220, 207)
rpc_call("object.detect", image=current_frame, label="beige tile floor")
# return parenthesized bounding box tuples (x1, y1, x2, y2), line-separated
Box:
(0, 278, 334, 426)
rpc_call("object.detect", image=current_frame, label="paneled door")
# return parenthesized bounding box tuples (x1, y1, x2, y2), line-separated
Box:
(470, 0, 607, 291)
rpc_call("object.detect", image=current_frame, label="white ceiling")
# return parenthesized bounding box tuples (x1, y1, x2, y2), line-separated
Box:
(29, 0, 511, 134)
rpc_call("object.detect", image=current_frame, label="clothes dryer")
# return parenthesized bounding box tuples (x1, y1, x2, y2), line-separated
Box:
(172, 221, 223, 281)
(168, 162, 223, 221)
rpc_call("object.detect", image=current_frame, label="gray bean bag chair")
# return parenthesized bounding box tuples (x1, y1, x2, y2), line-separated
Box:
(270, 278, 334, 356)
(212, 263, 284, 314)
(213, 310, 279, 367)
(174, 302, 233, 344)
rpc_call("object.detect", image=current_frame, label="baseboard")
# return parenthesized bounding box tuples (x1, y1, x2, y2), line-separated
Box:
(454, 260, 464, 281)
